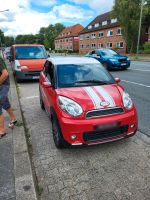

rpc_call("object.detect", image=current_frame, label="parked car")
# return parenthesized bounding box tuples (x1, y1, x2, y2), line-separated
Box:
(86, 48, 130, 70)
(39, 56, 137, 148)
(9, 44, 49, 82)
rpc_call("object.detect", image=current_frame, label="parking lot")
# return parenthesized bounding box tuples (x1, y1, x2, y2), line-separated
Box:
(18, 60, 150, 200)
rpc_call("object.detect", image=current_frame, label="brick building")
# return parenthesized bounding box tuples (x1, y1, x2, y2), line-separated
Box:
(55, 24, 84, 52)
(79, 12, 127, 54)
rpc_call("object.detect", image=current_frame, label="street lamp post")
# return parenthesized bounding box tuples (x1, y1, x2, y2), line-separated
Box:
(0, 9, 9, 49)
(136, 0, 144, 55)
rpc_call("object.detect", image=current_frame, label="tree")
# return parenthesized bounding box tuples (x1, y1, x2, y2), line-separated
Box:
(4, 36, 15, 46)
(0, 29, 5, 47)
(112, 0, 150, 53)
(15, 34, 37, 44)
(43, 23, 65, 49)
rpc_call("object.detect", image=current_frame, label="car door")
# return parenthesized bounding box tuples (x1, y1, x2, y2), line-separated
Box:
(40, 61, 56, 114)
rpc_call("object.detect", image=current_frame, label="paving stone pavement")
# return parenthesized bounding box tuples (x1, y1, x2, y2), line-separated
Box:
(19, 82, 150, 200)
(0, 99, 15, 200)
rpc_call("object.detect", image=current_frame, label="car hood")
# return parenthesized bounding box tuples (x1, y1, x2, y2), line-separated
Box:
(103, 55, 128, 60)
(17, 59, 46, 71)
(56, 84, 124, 111)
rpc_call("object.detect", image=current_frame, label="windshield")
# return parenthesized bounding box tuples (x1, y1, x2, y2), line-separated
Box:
(100, 49, 118, 57)
(15, 46, 47, 59)
(57, 63, 115, 88)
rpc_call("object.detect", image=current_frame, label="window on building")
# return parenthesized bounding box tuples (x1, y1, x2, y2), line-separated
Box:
(106, 43, 112, 48)
(85, 44, 90, 48)
(107, 30, 113, 37)
(102, 21, 107, 26)
(95, 23, 99, 28)
(117, 28, 122, 35)
(88, 25, 92, 29)
(111, 18, 117, 23)
(91, 33, 96, 39)
(91, 43, 96, 49)
(98, 32, 104, 38)
(98, 43, 103, 48)
(85, 34, 90, 39)
(80, 44, 84, 49)
(80, 35, 83, 40)
(116, 42, 124, 48)
(66, 39, 68, 42)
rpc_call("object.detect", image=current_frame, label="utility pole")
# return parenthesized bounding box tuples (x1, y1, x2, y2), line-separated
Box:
(0, 9, 9, 49)
(136, 0, 144, 55)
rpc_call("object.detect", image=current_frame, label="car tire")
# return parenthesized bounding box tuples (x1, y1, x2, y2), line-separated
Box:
(103, 62, 108, 69)
(39, 91, 45, 110)
(51, 116, 64, 149)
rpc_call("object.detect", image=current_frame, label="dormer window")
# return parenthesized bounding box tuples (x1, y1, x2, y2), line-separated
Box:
(102, 21, 107, 26)
(95, 23, 99, 28)
(88, 25, 92, 29)
(111, 18, 117, 23)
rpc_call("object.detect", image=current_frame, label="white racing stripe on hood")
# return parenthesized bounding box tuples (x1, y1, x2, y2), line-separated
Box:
(94, 86, 116, 107)
(84, 87, 103, 109)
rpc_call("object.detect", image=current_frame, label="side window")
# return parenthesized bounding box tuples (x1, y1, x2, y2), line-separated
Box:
(44, 61, 54, 83)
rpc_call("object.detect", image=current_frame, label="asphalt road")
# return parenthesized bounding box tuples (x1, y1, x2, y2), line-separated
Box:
(111, 61, 150, 137)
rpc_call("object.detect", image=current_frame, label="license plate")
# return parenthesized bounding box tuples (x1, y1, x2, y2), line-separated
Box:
(32, 76, 39, 79)
(95, 122, 119, 130)
(121, 63, 126, 66)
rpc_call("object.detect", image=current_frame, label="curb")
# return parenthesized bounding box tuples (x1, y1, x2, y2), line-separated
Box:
(9, 67, 37, 200)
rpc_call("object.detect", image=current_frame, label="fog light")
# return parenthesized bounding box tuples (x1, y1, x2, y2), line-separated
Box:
(130, 124, 135, 128)
(71, 135, 77, 140)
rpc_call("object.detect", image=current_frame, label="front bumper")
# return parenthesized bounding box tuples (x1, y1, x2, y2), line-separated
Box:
(58, 108, 138, 146)
(15, 70, 40, 81)
(108, 61, 130, 69)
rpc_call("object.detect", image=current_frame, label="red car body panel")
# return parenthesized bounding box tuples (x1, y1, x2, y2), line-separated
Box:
(39, 69, 138, 146)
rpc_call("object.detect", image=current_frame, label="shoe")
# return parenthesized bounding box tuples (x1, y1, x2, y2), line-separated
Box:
(0, 133, 7, 139)
(8, 120, 17, 128)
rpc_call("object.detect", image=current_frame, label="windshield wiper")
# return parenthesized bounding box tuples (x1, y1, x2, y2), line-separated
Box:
(75, 80, 108, 85)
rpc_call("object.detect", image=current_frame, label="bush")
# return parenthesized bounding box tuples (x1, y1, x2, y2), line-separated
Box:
(143, 42, 150, 50)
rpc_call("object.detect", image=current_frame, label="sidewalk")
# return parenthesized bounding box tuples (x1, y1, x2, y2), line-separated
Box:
(0, 61, 37, 200)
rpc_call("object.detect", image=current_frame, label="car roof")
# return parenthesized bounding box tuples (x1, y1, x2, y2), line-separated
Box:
(47, 56, 100, 65)
(12, 44, 44, 47)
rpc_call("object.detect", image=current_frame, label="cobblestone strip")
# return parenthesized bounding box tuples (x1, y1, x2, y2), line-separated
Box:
(9, 69, 37, 200)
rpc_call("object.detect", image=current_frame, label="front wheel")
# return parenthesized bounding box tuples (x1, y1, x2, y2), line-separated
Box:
(39, 91, 45, 110)
(51, 117, 64, 149)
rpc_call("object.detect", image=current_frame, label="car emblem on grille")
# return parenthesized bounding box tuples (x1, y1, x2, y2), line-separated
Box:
(100, 101, 110, 107)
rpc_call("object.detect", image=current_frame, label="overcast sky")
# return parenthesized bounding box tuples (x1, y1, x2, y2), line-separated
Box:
(0, 0, 114, 36)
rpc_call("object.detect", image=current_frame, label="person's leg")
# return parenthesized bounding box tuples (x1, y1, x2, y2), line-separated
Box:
(6, 107, 16, 122)
(3, 96, 17, 127)
(0, 113, 6, 134)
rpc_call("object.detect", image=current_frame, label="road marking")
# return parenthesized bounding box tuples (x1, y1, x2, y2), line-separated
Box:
(131, 69, 150, 72)
(21, 95, 39, 100)
(122, 80, 150, 88)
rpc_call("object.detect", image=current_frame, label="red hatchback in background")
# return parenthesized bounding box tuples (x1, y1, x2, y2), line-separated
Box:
(39, 57, 138, 148)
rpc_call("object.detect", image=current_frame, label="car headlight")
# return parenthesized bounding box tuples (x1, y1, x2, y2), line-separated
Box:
(58, 96, 83, 117)
(122, 91, 133, 110)
(110, 58, 117, 62)
(127, 57, 130, 61)
(17, 65, 28, 70)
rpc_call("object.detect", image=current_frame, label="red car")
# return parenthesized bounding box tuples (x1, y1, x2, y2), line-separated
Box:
(39, 57, 138, 148)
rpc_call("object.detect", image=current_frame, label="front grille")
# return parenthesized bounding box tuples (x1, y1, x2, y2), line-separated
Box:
(25, 71, 40, 76)
(119, 58, 127, 62)
(83, 125, 128, 142)
(86, 107, 124, 118)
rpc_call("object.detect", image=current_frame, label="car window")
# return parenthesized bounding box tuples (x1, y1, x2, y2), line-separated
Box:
(100, 49, 118, 56)
(15, 46, 47, 59)
(57, 63, 115, 88)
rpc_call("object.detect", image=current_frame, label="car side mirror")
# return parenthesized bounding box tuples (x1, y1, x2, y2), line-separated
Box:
(115, 78, 121, 83)
(42, 81, 52, 88)
(47, 54, 50, 58)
